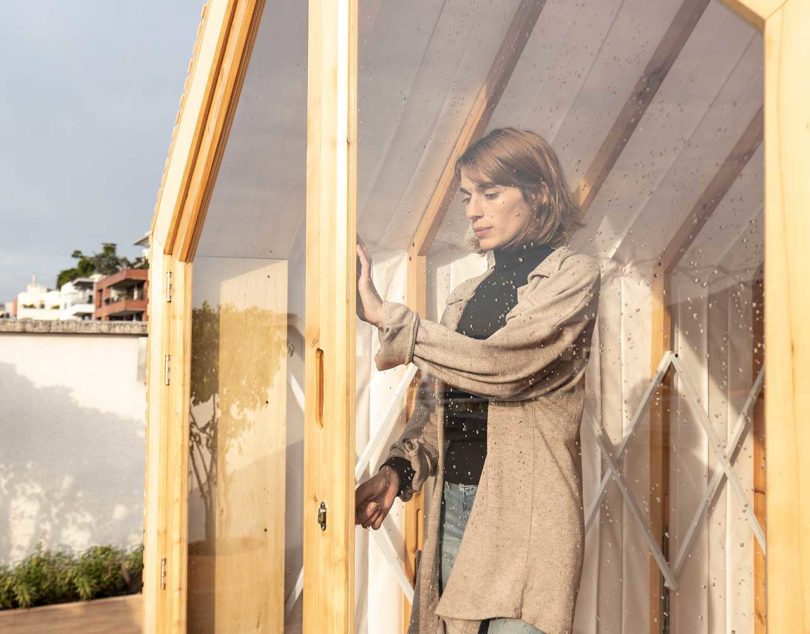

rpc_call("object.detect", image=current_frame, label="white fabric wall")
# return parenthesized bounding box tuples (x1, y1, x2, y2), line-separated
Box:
(356, 248, 760, 633)
(0, 329, 147, 565)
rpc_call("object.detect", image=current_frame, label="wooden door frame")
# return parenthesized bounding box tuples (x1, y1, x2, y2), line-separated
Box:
(145, 0, 810, 631)
(303, 1, 358, 632)
(145, 0, 261, 630)
(734, 0, 810, 630)
(145, 0, 359, 630)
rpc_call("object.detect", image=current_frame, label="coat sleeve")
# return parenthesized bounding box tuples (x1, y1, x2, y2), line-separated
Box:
(378, 369, 441, 501)
(374, 254, 600, 401)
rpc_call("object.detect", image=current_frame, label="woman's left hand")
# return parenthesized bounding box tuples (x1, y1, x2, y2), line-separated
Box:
(356, 241, 384, 327)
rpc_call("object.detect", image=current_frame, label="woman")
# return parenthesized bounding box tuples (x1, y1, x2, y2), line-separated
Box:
(355, 128, 600, 634)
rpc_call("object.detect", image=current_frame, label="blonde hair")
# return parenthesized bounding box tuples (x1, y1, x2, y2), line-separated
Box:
(455, 127, 584, 253)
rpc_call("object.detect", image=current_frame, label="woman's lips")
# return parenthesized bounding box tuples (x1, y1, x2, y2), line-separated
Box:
(474, 227, 492, 237)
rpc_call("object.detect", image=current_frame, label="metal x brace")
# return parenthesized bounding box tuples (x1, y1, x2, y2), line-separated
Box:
(584, 351, 675, 533)
(672, 366, 764, 574)
(583, 394, 679, 589)
(583, 351, 765, 590)
(669, 356, 766, 555)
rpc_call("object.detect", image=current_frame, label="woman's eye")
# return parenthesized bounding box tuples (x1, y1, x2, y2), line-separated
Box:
(484, 191, 499, 200)
(461, 197, 470, 205)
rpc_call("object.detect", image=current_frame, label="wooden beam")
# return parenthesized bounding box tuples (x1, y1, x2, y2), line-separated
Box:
(576, 0, 711, 214)
(305, 0, 358, 632)
(142, 252, 173, 633)
(402, 3, 547, 630)
(722, 0, 788, 29)
(648, 270, 672, 634)
(761, 1, 810, 631)
(661, 107, 763, 273)
(407, 0, 547, 273)
(171, 0, 264, 262)
(166, 261, 193, 633)
(150, 1, 225, 250)
(159, 0, 239, 254)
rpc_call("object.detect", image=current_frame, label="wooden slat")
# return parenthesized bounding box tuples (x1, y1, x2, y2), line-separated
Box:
(752, 272, 766, 634)
(661, 107, 763, 273)
(761, 2, 810, 631)
(576, 0, 711, 214)
(648, 271, 672, 634)
(305, 0, 358, 632)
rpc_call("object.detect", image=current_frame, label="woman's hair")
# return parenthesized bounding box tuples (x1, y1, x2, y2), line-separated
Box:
(455, 127, 585, 252)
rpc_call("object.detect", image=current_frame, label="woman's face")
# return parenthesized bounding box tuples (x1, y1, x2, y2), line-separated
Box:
(459, 168, 535, 251)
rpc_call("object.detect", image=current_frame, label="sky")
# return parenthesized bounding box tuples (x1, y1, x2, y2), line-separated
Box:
(0, 1, 205, 302)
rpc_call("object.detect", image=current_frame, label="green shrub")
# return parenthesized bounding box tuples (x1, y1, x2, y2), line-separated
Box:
(0, 543, 143, 611)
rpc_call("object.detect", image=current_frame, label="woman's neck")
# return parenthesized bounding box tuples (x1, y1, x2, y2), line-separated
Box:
(492, 241, 553, 271)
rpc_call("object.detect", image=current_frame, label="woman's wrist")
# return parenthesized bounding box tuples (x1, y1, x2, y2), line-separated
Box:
(380, 464, 400, 490)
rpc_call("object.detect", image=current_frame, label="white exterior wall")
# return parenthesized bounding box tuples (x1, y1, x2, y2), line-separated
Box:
(0, 322, 147, 565)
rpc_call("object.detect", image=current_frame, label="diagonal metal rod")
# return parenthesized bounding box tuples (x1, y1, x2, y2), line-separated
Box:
(284, 566, 304, 615)
(672, 367, 764, 573)
(585, 352, 675, 533)
(670, 355, 766, 553)
(285, 365, 418, 613)
(372, 519, 415, 604)
(288, 371, 305, 412)
(585, 410, 679, 589)
(355, 365, 419, 481)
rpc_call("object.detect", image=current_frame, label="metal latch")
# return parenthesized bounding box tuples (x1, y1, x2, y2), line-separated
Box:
(318, 501, 327, 531)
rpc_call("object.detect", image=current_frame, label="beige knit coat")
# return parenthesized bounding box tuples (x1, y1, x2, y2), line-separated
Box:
(375, 245, 601, 634)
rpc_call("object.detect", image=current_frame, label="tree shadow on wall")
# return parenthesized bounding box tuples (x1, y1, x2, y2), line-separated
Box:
(0, 361, 145, 565)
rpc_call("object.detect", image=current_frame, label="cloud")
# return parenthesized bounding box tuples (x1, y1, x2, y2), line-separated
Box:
(0, 0, 203, 301)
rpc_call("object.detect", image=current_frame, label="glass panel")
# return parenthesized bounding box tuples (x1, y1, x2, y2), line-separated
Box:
(186, 2, 307, 633)
(354, 2, 764, 633)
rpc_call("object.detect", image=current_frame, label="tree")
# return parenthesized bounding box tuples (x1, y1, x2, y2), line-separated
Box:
(56, 243, 148, 288)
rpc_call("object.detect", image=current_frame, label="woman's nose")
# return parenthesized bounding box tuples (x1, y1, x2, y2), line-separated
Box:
(465, 196, 483, 220)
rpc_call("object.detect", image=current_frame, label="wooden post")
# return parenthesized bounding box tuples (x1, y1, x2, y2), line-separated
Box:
(304, 0, 358, 632)
(648, 269, 672, 634)
(760, 1, 810, 630)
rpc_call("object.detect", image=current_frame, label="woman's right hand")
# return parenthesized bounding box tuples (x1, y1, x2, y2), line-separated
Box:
(355, 465, 400, 530)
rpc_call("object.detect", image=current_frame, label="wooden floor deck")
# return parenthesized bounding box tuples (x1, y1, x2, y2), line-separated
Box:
(0, 593, 142, 633)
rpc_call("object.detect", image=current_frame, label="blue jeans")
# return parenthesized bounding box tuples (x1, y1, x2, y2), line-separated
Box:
(439, 481, 545, 634)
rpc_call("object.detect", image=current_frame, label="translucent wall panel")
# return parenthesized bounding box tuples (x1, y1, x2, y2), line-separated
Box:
(354, 1, 765, 633)
(186, 1, 307, 632)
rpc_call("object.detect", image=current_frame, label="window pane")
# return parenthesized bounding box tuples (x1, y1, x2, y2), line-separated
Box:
(354, 2, 764, 633)
(186, 2, 307, 632)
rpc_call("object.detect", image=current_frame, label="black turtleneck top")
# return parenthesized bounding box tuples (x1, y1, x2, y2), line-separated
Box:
(382, 242, 555, 495)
